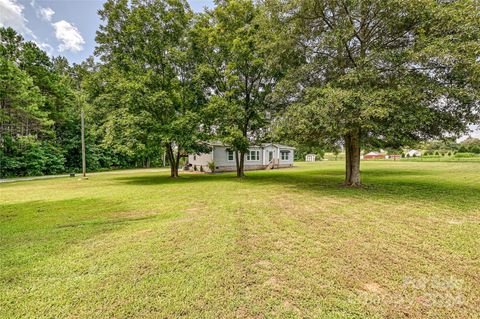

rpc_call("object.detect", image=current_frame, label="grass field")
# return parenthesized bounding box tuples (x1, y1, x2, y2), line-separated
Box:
(1, 161, 479, 318)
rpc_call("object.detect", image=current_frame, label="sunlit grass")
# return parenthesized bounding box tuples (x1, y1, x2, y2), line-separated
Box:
(1, 161, 479, 318)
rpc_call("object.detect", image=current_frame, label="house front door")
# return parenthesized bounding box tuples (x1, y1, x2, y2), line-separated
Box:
(269, 151, 274, 162)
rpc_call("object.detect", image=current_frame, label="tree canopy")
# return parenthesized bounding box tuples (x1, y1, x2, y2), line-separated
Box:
(272, 0, 480, 185)
(1, 0, 479, 182)
(95, 0, 210, 177)
(191, 0, 289, 177)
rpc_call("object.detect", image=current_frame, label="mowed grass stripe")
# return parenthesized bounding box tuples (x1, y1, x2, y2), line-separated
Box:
(0, 161, 479, 318)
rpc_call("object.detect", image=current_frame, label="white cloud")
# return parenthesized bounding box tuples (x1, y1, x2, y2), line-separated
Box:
(52, 20, 85, 52)
(38, 7, 55, 22)
(0, 0, 35, 38)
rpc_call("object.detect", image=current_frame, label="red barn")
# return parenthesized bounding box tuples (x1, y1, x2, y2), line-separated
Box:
(363, 152, 386, 160)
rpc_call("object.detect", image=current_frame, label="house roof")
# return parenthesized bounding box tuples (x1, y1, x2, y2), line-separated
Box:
(261, 143, 296, 150)
(206, 142, 295, 150)
(365, 152, 382, 156)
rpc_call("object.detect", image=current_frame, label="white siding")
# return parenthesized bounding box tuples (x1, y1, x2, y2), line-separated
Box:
(188, 152, 213, 166)
(279, 149, 294, 165)
(213, 146, 233, 167)
(188, 144, 295, 171)
(211, 146, 265, 167)
(263, 145, 277, 165)
(245, 147, 263, 166)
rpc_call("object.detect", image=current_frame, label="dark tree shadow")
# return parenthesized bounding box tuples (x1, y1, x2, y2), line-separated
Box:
(114, 167, 480, 210)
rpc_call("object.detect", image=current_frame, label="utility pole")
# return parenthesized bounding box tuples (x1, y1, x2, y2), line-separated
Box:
(81, 107, 86, 178)
(72, 68, 87, 179)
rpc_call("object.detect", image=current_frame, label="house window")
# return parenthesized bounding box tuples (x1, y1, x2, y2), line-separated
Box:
(281, 151, 290, 160)
(227, 150, 234, 161)
(247, 150, 260, 161)
(193, 155, 197, 161)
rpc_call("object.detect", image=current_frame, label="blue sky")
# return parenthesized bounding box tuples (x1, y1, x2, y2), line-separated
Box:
(0, 0, 214, 63)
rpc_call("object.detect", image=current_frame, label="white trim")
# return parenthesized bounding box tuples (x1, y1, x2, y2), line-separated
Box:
(227, 150, 234, 162)
(246, 150, 260, 161)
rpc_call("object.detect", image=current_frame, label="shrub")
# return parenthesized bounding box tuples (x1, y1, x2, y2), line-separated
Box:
(454, 152, 478, 158)
(207, 162, 216, 173)
(471, 146, 480, 154)
(193, 165, 197, 171)
(0, 136, 65, 177)
(200, 165, 204, 172)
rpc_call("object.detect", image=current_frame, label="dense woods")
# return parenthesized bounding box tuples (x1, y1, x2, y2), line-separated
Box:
(0, 27, 164, 178)
(1, 0, 479, 184)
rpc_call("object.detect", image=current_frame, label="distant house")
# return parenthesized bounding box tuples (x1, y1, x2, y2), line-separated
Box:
(188, 143, 295, 172)
(305, 154, 316, 162)
(363, 152, 386, 160)
(406, 149, 422, 157)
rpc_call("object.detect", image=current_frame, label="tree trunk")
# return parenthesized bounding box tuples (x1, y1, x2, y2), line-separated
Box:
(235, 151, 240, 177)
(175, 150, 181, 177)
(235, 151, 245, 178)
(345, 134, 351, 184)
(344, 130, 362, 187)
(165, 143, 179, 178)
(238, 151, 245, 177)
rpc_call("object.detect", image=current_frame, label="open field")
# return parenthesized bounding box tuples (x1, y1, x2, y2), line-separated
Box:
(322, 153, 480, 162)
(1, 161, 479, 318)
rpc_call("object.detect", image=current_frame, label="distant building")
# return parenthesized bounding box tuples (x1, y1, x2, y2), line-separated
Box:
(305, 154, 316, 162)
(386, 155, 401, 160)
(406, 150, 422, 157)
(363, 152, 386, 160)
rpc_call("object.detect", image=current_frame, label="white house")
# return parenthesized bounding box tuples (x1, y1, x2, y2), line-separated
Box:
(406, 149, 422, 157)
(188, 142, 295, 172)
(305, 154, 316, 162)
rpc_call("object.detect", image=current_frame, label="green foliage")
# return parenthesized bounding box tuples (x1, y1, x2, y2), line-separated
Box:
(0, 56, 48, 134)
(2, 0, 479, 184)
(455, 152, 479, 158)
(193, 0, 285, 176)
(292, 145, 325, 161)
(1, 27, 153, 178)
(269, 0, 480, 184)
(208, 161, 216, 173)
(94, 0, 209, 177)
(420, 138, 480, 156)
(0, 135, 65, 177)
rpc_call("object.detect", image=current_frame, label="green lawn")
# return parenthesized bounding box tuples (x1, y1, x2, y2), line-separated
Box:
(1, 162, 479, 318)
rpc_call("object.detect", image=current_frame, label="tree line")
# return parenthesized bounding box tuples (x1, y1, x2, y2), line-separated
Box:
(1, 0, 479, 185)
(0, 29, 165, 178)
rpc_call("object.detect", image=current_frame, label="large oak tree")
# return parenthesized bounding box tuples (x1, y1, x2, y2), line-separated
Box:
(272, 0, 480, 186)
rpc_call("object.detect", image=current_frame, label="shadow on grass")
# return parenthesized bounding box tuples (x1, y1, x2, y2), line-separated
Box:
(114, 167, 480, 210)
(0, 197, 180, 276)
